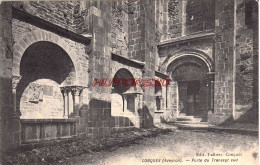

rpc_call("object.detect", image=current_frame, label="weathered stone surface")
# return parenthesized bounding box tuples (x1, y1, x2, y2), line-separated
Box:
(0, 0, 258, 151)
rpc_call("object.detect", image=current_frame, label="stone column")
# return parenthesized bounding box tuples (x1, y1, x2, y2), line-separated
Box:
(71, 86, 84, 117)
(207, 72, 215, 113)
(61, 87, 70, 118)
(160, 96, 164, 111)
(12, 76, 22, 117)
(156, 96, 163, 111)
(134, 94, 141, 113)
(166, 83, 170, 109)
(166, 80, 177, 111)
(122, 95, 127, 112)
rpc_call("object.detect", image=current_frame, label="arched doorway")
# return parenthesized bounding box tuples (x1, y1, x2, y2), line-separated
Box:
(167, 55, 213, 120)
(17, 41, 76, 119)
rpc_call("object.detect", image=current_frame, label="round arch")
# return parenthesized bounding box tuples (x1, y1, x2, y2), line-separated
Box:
(112, 68, 136, 94)
(12, 30, 79, 81)
(17, 41, 77, 119)
(163, 49, 214, 73)
(164, 49, 214, 119)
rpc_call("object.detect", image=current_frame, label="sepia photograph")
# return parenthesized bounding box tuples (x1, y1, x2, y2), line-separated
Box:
(0, 0, 258, 164)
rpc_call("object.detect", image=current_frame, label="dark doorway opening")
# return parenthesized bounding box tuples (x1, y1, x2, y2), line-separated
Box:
(187, 81, 200, 116)
(178, 80, 206, 117)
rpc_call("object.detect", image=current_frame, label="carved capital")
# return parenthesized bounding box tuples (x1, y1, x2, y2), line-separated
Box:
(71, 86, 85, 96)
(12, 76, 22, 89)
(121, 95, 128, 100)
(155, 95, 163, 99)
(60, 87, 70, 96)
(207, 72, 215, 81)
(61, 86, 85, 96)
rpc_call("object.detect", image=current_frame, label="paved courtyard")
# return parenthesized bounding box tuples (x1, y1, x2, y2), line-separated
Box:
(60, 130, 258, 165)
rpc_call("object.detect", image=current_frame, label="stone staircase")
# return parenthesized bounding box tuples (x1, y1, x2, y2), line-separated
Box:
(169, 113, 214, 129)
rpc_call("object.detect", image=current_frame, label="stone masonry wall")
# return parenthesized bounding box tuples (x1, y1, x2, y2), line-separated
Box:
(156, 0, 183, 41)
(12, 2, 76, 31)
(143, 0, 157, 127)
(86, 4, 113, 138)
(235, 0, 254, 113)
(128, 0, 145, 61)
(0, 2, 21, 151)
(111, 1, 129, 57)
(234, 0, 258, 121)
(186, 0, 215, 35)
(209, 0, 235, 124)
(156, 0, 215, 42)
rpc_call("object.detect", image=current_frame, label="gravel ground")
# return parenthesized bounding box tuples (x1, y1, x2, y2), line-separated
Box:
(61, 130, 258, 165)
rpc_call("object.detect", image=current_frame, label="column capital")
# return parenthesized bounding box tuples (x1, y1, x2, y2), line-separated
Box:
(121, 94, 128, 100)
(70, 86, 85, 96)
(155, 95, 163, 99)
(60, 86, 70, 96)
(12, 75, 22, 89)
(207, 72, 215, 80)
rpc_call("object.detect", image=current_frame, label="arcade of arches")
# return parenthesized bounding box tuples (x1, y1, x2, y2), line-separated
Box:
(0, 0, 257, 151)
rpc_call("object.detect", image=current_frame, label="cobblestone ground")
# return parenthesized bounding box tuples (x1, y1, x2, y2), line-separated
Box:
(61, 130, 258, 165)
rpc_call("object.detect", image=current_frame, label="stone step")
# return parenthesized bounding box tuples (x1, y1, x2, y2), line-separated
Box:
(178, 113, 187, 117)
(176, 116, 203, 122)
(174, 121, 209, 125)
(176, 116, 194, 121)
(172, 122, 214, 129)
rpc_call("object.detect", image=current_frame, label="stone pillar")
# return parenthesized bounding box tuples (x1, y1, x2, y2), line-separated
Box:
(160, 97, 163, 111)
(155, 96, 163, 111)
(207, 72, 215, 112)
(166, 80, 178, 111)
(134, 95, 139, 113)
(0, 2, 21, 151)
(166, 83, 171, 109)
(122, 95, 127, 112)
(12, 76, 22, 117)
(61, 87, 70, 118)
(210, 0, 236, 124)
(71, 86, 84, 117)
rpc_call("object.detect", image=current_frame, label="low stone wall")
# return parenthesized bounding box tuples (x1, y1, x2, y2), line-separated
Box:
(21, 119, 76, 143)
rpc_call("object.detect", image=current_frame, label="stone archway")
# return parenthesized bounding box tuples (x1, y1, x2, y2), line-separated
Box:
(111, 68, 141, 128)
(166, 53, 214, 121)
(16, 41, 78, 119)
(112, 68, 136, 113)
(12, 30, 79, 78)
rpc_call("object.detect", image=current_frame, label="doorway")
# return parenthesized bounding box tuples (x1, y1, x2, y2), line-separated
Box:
(187, 81, 200, 116)
(178, 80, 203, 116)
